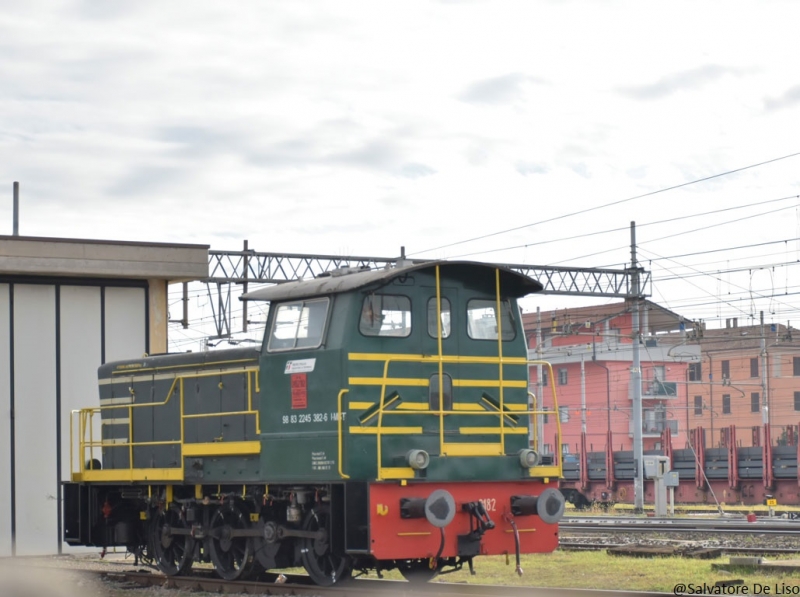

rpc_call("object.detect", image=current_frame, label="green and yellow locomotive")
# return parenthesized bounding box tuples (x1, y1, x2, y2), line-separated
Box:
(64, 260, 564, 585)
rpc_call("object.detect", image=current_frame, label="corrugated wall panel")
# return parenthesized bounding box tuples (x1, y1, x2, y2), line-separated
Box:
(59, 287, 102, 481)
(13, 284, 57, 555)
(104, 287, 147, 362)
(0, 284, 11, 556)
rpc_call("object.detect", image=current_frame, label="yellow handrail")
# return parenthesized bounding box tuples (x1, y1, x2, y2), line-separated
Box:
(351, 354, 562, 480)
(72, 367, 262, 481)
(495, 268, 506, 455)
(435, 265, 445, 461)
(337, 389, 350, 479)
(527, 391, 538, 452)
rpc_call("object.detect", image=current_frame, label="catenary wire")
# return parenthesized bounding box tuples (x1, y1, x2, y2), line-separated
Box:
(410, 151, 800, 257)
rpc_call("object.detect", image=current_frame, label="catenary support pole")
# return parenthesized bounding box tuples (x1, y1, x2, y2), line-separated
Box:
(243, 239, 249, 333)
(761, 311, 768, 425)
(630, 222, 645, 513)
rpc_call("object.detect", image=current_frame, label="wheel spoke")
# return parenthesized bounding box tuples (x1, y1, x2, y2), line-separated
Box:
(208, 503, 254, 581)
(151, 508, 194, 576)
(300, 507, 350, 586)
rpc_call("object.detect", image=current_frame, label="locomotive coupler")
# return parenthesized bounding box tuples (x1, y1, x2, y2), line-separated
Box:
(457, 501, 495, 557)
(462, 501, 495, 534)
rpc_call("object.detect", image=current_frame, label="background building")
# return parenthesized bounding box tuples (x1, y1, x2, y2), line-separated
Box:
(0, 235, 207, 555)
(524, 300, 700, 457)
(686, 319, 800, 449)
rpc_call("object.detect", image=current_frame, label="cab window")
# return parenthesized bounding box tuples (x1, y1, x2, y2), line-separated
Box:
(360, 294, 411, 337)
(466, 299, 516, 340)
(267, 298, 329, 351)
(427, 297, 451, 338)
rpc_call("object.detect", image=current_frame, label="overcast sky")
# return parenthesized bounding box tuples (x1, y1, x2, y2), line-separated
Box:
(2, 1, 800, 345)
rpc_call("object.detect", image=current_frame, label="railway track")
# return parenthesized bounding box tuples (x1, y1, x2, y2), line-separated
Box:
(104, 570, 666, 597)
(558, 541, 800, 556)
(561, 515, 800, 534)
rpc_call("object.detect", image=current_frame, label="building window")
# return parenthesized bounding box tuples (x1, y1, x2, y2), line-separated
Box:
(558, 368, 568, 385)
(561, 443, 570, 455)
(750, 358, 759, 378)
(751, 392, 760, 413)
(541, 368, 549, 387)
(543, 412, 549, 424)
(559, 406, 569, 423)
(694, 396, 703, 416)
(794, 357, 800, 376)
(721, 360, 730, 379)
(688, 362, 702, 382)
(795, 392, 800, 411)
(722, 394, 731, 415)
(543, 444, 552, 455)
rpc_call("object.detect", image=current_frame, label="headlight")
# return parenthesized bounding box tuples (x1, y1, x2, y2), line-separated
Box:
(518, 448, 540, 468)
(407, 449, 430, 470)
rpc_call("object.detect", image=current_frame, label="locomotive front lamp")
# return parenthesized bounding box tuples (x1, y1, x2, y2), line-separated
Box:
(518, 449, 540, 468)
(407, 449, 430, 470)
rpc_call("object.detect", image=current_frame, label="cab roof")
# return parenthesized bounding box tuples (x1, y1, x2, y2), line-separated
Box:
(240, 260, 542, 302)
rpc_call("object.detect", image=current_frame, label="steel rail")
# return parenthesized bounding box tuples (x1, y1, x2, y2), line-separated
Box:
(561, 515, 800, 534)
(106, 570, 669, 597)
(558, 541, 800, 556)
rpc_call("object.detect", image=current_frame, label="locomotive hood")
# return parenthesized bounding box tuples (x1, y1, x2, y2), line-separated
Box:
(240, 260, 542, 302)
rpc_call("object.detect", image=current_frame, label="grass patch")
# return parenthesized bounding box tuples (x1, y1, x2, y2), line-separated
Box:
(356, 551, 800, 593)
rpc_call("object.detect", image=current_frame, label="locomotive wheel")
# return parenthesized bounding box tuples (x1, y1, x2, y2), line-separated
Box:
(151, 507, 195, 576)
(252, 518, 282, 571)
(300, 507, 351, 586)
(397, 559, 440, 583)
(207, 503, 255, 580)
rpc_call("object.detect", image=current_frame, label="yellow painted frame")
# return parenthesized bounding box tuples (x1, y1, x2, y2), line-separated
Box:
(71, 365, 263, 483)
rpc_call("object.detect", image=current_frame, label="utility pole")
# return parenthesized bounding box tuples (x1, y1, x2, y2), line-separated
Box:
(761, 311, 769, 425)
(630, 222, 645, 513)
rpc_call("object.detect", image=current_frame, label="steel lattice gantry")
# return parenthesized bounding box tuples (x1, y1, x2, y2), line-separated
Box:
(195, 247, 651, 339)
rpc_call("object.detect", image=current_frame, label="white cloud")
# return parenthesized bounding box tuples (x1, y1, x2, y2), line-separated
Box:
(458, 73, 545, 105)
(1, 0, 800, 331)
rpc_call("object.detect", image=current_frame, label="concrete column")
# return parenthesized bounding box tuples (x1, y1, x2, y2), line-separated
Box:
(148, 279, 168, 354)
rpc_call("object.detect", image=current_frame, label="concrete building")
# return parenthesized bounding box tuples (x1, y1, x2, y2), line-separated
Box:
(686, 319, 800, 449)
(523, 300, 701, 456)
(0, 235, 208, 555)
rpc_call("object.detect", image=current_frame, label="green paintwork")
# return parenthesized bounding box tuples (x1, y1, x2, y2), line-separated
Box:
(257, 265, 540, 484)
(89, 262, 547, 487)
(191, 456, 262, 482)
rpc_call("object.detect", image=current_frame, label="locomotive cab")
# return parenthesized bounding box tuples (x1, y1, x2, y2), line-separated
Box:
(64, 260, 564, 585)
